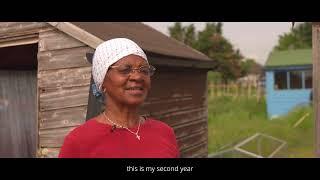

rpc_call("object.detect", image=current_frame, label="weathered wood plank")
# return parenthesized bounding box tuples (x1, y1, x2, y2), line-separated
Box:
(39, 29, 86, 52)
(0, 22, 49, 38)
(39, 126, 76, 148)
(180, 141, 207, 158)
(39, 86, 89, 111)
(0, 33, 38, 43)
(153, 107, 207, 127)
(38, 67, 91, 88)
(38, 46, 93, 71)
(173, 120, 207, 139)
(39, 106, 87, 130)
(0, 36, 38, 48)
(313, 23, 320, 157)
(141, 98, 206, 118)
(177, 129, 207, 152)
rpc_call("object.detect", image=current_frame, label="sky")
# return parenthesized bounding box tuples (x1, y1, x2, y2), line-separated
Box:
(143, 22, 293, 65)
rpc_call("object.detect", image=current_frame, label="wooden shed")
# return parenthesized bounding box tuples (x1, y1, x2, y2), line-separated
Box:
(0, 22, 215, 158)
(265, 49, 312, 119)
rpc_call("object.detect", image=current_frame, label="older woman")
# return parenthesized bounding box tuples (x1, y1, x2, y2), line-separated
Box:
(59, 38, 180, 158)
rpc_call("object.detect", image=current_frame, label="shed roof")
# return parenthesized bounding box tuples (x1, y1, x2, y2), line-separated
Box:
(69, 22, 211, 61)
(265, 49, 312, 68)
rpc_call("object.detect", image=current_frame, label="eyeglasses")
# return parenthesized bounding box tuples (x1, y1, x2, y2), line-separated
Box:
(109, 64, 156, 76)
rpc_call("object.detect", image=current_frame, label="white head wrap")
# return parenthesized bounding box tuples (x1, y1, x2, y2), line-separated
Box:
(92, 38, 148, 92)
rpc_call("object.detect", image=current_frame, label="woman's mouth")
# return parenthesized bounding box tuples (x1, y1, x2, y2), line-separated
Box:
(125, 87, 144, 95)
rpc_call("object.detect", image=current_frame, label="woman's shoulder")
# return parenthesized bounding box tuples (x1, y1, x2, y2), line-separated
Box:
(144, 118, 178, 143)
(65, 118, 100, 139)
(144, 118, 173, 131)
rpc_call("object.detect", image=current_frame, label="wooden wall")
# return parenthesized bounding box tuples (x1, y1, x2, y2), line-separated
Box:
(141, 66, 208, 158)
(37, 29, 93, 157)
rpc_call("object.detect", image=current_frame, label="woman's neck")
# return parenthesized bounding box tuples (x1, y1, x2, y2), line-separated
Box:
(104, 102, 140, 128)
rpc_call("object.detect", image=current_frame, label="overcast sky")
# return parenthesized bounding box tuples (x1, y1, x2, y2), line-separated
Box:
(143, 22, 293, 65)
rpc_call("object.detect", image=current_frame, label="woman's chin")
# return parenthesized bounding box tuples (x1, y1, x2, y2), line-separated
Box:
(124, 98, 146, 106)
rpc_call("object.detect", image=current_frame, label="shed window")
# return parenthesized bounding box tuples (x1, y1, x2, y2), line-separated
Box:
(304, 70, 312, 89)
(289, 71, 302, 89)
(274, 71, 287, 89)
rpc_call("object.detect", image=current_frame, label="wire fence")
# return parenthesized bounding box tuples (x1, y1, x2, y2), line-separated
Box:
(208, 81, 265, 102)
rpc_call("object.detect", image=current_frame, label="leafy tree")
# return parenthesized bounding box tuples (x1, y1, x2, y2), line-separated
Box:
(168, 22, 246, 82)
(274, 22, 312, 51)
(168, 22, 184, 42)
(184, 24, 196, 47)
(240, 59, 263, 77)
(168, 22, 196, 47)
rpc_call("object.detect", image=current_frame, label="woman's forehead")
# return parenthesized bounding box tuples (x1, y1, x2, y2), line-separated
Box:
(113, 54, 148, 66)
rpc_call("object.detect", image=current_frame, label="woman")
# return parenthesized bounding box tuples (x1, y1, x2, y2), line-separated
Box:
(59, 38, 180, 158)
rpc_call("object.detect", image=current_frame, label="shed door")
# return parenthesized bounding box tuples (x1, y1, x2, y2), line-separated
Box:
(0, 44, 38, 157)
(0, 71, 37, 157)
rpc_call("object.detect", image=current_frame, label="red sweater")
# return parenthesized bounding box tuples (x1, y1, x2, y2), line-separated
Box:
(58, 118, 180, 158)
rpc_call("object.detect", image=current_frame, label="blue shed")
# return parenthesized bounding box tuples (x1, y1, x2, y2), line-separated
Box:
(265, 49, 312, 119)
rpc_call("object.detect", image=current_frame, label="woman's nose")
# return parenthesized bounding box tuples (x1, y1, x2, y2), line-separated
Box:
(128, 69, 144, 81)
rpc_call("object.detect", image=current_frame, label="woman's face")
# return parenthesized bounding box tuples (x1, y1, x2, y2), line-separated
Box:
(102, 55, 151, 107)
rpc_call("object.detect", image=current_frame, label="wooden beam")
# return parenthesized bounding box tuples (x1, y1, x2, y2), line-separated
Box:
(0, 36, 38, 48)
(47, 22, 103, 49)
(0, 22, 49, 38)
(312, 22, 320, 157)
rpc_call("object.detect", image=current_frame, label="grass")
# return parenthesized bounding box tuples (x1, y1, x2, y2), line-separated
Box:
(207, 95, 315, 158)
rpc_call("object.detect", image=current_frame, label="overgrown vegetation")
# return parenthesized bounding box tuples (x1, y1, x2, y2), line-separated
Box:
(208, 95, 314, 158)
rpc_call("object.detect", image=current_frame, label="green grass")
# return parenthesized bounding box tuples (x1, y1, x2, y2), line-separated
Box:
(208, 95, 315, 158)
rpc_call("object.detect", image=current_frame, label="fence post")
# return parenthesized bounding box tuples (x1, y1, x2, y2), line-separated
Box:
(226, 83, 229, 96)
(312, 22, 320, 157)
(256, 81, 260, 102)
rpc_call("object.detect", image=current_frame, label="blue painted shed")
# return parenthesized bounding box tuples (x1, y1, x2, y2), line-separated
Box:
(265, 49, 312, 119)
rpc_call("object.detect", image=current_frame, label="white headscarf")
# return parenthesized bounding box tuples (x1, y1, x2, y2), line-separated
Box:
(92, 38, 148, 93)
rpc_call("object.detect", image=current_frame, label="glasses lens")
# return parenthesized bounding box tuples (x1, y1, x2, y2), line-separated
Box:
(117, 65, 132, 74)
(139, 66, 151, 76)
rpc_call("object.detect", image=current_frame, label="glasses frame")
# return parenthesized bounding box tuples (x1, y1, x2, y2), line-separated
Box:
(109, 64, 156, 76)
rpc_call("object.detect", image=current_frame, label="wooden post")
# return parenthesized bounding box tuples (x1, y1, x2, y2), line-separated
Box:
(248, 82, 251, 98)
(236, 83, 239, 100)
(222, 83, 225, 96)
(226, 82, 229, 96)
(256, 82, 260, 102)
(239, 83, 242, 98)
(312, 22, 320, 157)
(210, 83, 214, 98)
(216, 82, 219, 97)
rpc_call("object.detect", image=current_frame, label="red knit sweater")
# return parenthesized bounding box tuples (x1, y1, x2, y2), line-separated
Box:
(58, 118, 180, 158)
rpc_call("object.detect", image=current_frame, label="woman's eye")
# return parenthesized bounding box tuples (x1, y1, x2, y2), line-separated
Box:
(140, 67, 150, 74)
(118, 66, 132, 74)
